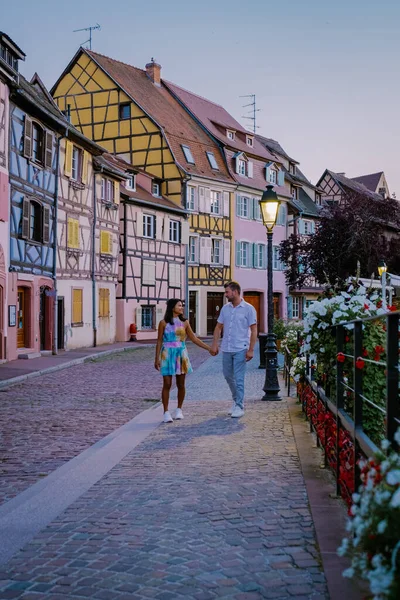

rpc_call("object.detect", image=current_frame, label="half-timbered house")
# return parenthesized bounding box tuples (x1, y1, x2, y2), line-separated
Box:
(0, 32, 25, 361)
(51, 50, 236, 336)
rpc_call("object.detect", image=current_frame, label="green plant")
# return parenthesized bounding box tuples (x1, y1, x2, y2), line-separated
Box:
(273, 318, 286, 341)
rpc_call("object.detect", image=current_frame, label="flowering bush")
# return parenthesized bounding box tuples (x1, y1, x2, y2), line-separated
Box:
(281, 322, 304, 357)
(338, 429, 400, 599)
(290, 356, 307, 382)
(302, 281, 388, 443)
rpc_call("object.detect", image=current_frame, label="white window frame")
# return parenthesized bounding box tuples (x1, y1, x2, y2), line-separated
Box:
(246, 135, 254, 147)
(152, 182, 160, 197)
(210, 190, 221, 215)
(292, 297, 300, 319)
(143, 214, 155, 238)
(182, 145, 195, 164)
(254, 199, 262, 221)
(291, 186, 299, 200)
(187, 186, 196, 211)
(101, 177, 106, 200)
(269, 169, 277, 184)
(188, 235, 199, 264)
(169, 262, 181, 288)
(141, 305, 155, 329)
(239, 241, 250, 267)
(273, 246, 284, 270)
(254, 243, 265, 269)
(290, 163, 296, 175)
(71, 146, 81, 181)
(211, 237, 222, 265)
(238, 159, 246, 176)
(169, 219, 180, 243)
(126, 174, 136, 190)
(227, 130, 235, 140)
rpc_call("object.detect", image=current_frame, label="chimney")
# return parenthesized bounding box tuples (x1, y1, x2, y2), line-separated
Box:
(145, 58, 161, 86)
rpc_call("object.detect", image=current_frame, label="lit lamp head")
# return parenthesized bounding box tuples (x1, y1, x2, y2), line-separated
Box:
(259, 185, 280, 231)
(378, 260, 387, 277)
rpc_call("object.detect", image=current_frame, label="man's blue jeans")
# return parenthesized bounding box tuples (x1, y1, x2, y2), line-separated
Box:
(222, 350, 247, 409)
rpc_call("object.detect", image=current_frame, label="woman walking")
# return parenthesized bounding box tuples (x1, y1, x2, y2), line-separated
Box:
(155, 298, 214, 423)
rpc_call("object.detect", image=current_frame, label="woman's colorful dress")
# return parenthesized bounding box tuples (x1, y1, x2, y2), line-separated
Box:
(160, 318, 193, 376)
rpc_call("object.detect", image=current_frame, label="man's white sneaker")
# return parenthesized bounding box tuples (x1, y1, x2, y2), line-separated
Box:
(231, 406, 244, 418)
(163, 411, 173, 423)
(228, 402, 236, 416)
(174, 408, 184, 420)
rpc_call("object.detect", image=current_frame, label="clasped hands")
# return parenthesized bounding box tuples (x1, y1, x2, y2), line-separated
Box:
(209, 345, 219, 357)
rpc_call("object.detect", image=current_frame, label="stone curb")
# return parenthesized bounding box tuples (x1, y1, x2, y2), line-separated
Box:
(0, 343, 156, 391)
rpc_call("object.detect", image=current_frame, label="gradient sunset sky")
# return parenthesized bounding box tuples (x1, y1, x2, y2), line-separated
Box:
(3, 0, 399, 195)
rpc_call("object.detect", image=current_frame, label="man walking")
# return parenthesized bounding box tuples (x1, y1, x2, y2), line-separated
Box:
(211, 281, 257, 418)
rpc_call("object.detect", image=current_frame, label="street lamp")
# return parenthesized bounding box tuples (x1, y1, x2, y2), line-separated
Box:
(259, 184, 282, 401)
(378, 259, 387, 309)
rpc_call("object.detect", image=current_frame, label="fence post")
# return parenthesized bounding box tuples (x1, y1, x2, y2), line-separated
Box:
(353, 321, 363, 492)
(386, 313, 399, 450)
(336, 324, 344, 497)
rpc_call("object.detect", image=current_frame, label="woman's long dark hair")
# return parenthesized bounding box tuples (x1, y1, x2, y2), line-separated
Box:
(164, 298, 187, 325)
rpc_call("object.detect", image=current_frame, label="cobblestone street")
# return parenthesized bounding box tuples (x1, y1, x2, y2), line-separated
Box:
(0, 345, 209, 506)
(0, 350, 335, 599)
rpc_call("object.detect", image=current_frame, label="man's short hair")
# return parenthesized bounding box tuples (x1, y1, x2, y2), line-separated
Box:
(224, 281, 241, 294)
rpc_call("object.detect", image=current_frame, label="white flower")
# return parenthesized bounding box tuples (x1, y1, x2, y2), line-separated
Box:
(381, 439, 390, 451)
(342, 567, 354, 578)
(386, 470, 400, 485)
(390, 487, 400, 508)
(377, 520, 387, 534)
(320, 347, 325, 353)
(352, 493, 361, 503)
(337, 537, 349, 557)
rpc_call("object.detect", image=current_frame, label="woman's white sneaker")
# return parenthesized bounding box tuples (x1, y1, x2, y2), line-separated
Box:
(163, 411, 173, 423)
(231, 406, 244, 418)
(174, 408, 184, 420)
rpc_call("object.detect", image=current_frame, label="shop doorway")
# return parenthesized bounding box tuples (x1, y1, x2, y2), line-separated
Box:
(207, 292, 223, 335)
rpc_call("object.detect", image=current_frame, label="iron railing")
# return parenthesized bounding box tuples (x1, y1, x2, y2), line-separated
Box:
(299, 310, 400, 504)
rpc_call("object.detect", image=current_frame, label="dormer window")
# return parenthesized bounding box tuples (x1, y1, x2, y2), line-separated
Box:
(289, 163, 296, 175)
(182, 145, 195, 164)
(227, 130, 236, 141)
(238, 159, 246, 176)
(246, 136, 254, 147)
(206, 152, 219, 170)
(269, 169, 277, 184)
(291, 186, 299, 200)
(126, 174, 136, 190)
(315, 193, 321, 205)
(152, 181, 161, 196)
(236, 154, 253, 178)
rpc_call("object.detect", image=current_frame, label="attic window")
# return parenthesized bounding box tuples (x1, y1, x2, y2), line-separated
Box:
(227, 130, 236, 140)
(119, 103, 131, 120)
(289, 163, 296, 175)
(182, 145, 195, 164)
(206, 152, 219, 170)
(246, 136, 254, 147)
(152, 181, 161, 196)
(126, 174, 136, 191)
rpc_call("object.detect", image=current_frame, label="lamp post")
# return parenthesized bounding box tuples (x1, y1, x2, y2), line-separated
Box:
(259, 185, 282, 401)
(378, 259, 387, 310)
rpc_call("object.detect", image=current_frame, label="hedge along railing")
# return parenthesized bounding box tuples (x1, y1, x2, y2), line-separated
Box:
(299, 310, 400, 506)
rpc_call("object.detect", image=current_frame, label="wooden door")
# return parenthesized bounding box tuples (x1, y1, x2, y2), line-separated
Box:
(189, 291, 197, 333)
(273, 293, 281, 321)
(244, 292, 261, 333)
(207, 292, 223, 335)
(57, 297, 65, 350)
(17, 288, 25, 348)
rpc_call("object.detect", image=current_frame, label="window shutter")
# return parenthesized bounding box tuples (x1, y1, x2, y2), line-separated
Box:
(44, 131, 53, 169)
(265, 164, 271, 182)
(156, 306, 164, 327)
(100, 231, 109, 254)
(277, 170, 285, 186)
(136, 306, 142, 331)
(206, 237, 212, 264)
(250, 197, 255, 220)
(178, 221, 182, 244)
(72, 289, 83, 324)
(113, 180, 120, 204)
(200, 237, 207, 264)
(223, 238, 230, 266)
(22, 198, 30, 239)
(262, 244, 267, 269)
(23, 116, 33, 159)
(108, 232, 113, 254)
(311, 220, 315, 234)
(42, 206, 50, 243)
(223, 191, 230, 217)
(105, 289, 110, 317)
(236, 194, 241, 216)
(153, 215, 157, 239)
(287, 296, 293, 320)
(199, 187, 206, 212)
(80, 150, 88, 185)
(298, 219, 304, 235)
(136, 212, 143, 237)
(235, 155, 240, 174)
(248, 243, 254, 268)
(64, 141, 73, 178)
(236, 241, 241, 267)
(181, 220, 189, 245)
(204, 188, 211, 213)
(247, 161, 253, 178)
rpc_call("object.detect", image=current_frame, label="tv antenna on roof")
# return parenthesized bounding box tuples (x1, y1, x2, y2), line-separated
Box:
(73, 23, 101, 50)
(240, 94, 260, 134)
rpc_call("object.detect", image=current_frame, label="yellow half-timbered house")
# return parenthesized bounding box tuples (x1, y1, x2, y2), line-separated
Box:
(52, 49, 237, 335)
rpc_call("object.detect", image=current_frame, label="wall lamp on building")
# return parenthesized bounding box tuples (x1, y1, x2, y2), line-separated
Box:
(259, 184, 281, 401)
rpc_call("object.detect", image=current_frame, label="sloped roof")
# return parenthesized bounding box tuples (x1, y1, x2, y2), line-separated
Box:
(256, 134, 298, 164)
(325, 170, 383, 201)
(225, 149, 290, 198)
(164, 80, 277, 163)
(84, 50, 233, 184)
(351, 172, 383, 192)
(121, 181, 187, 214)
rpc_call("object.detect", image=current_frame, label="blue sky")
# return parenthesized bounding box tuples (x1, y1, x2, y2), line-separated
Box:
(3, 0, 399, 195)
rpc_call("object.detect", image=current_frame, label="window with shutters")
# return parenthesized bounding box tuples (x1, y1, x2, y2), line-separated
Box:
(238, 159, 246, 176)
(100, 230, 112, 255)
(211, 238, 222, 265)
(71, 288, 83, 326)
(187, 186, 196, 211)
(269, 169, 277, 184)
(29, 200, 42, 242)
(206, 152, 219, 170)
(291, 186, 299, 200)
(71, 146, 82, 181)
(289, 163, 296, 175)
(237, 196, 250, 218)
(67, 217, 80, 249)
(141, 306, 154, 329)
(210, 191, 221, 215)
(273, 246, 284, 270)
(143, 214, 155, 238)
(292, 297, 300, 318)
(169, 262, 181, 288)
(239, 241, 250, 267)
(100, 177, 119, 204)
(188, 236, 199, 264)
(142, 259, 156, 285)
(107, 180, 114, 203)
(169, 220, 180, 243)
(21, 198, 50, 244)
(254, 243, 266, 269)
(254, 200, 262, 221)
(99, 288, 110, 318)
